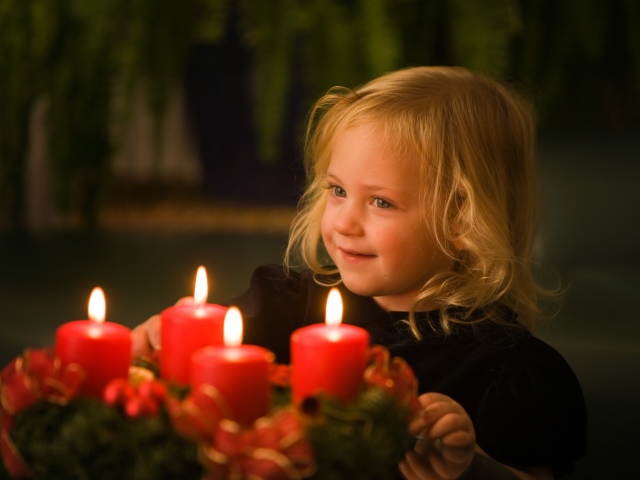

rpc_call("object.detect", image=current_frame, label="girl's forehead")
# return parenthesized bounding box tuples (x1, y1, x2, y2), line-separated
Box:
(331, 124, 419, 165)
(327, 126, 422, 182)
(329, 122, 387, 155)
(337, 118, 422, 155)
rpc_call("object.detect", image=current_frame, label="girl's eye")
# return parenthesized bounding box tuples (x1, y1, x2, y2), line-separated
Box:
(374, 197, 392, 209)
(331, 185, 346, 198)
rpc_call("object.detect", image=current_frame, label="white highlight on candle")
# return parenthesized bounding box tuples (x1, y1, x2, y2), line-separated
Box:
(194, 266, 208, 306)
(224, 306, 243, 347)
(88, 287, 106, 324)
(325, 288, 343, 327)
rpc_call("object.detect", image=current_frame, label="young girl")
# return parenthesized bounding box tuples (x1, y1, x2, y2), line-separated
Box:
(133, 66, 587, 479)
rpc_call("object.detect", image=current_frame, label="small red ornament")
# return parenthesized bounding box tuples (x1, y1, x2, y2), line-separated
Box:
(125, 395, 159, 418)
(137, 380, 167, 402)
(103, 378, 167, 418)
(104, 378, 135, 406)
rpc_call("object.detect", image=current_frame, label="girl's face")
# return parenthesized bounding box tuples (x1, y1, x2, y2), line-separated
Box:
(321, 125, 452, 312)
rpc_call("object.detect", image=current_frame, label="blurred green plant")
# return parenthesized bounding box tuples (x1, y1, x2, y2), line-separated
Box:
(0, 0, 228, 228)
(1, 0, 638, 228)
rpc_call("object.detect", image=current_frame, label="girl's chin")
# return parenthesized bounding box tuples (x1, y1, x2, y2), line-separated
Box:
(339, 276, 378, 298)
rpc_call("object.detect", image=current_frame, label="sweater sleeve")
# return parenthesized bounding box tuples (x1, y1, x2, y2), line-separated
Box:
(473, 337, 588, 478)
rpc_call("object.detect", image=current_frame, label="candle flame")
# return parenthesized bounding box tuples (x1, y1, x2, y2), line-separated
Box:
(325, 288, 343, 327)
(194, 266, 208, 306)
(224, 306, 243, 347)
(88, 287, 106, 323)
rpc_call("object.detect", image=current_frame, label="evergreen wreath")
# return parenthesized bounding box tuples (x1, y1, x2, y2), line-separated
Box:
(1, 346, 419, 480)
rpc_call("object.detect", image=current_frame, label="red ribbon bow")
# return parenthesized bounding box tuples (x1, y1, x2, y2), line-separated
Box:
(167, 383, 234, 442)
(1, 348, 84, 478)
(364, 345, 420, 417)
(201, 409, 316, 480)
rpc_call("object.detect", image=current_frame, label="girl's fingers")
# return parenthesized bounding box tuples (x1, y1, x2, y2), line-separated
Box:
(409, 394, 475, 449)
(428, 412, 474, 446)
(145, 314, 162, 350)
(413, 413, 474, 448)
(130, 297, 192, 358)
(409, 400, 465, 435)
(440, 429, 475, 448)
(131, 323, 152, 357)
(131, 314, 161, 357)
(417, 392, 457, 408)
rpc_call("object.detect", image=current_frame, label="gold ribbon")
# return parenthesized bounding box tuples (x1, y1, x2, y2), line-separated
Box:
(200, 409, 316, 480)
(0, 348, 84, 478)
(364, 345, 420, 418)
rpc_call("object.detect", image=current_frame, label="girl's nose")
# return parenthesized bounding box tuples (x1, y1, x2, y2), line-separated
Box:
(333, 202, 364, 236)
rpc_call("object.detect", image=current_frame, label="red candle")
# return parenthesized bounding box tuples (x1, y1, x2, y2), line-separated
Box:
(160, 266, 228, 385)
(291, 288, 370, 404)
(55, 287, 132, 397)
(190, 307, 274, 425)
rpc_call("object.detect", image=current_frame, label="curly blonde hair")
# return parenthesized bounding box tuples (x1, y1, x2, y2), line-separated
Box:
(285, 66, 558, 337)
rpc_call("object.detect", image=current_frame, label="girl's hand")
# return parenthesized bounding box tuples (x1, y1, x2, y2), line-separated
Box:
(131, 297, 193, 357)
(399, 393, 476, 480)
(131, 314, 161, 357)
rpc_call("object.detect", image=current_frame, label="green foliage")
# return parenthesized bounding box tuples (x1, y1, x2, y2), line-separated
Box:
(0, 0, 227, 228)
(245, 0, 298, 164)
(0, 0, 46, 224)
(1, 0, 638, 227)
(6, 388, 413, 479)
(512, 0, 640, 129)
(448, 0, 522, 76)
(307, 388, 414, 480)
(10, 399, 202, 480)
(359, 0, 402, 77)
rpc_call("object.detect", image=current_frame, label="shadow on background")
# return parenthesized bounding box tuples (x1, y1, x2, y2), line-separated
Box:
(1, 133, 639, 479)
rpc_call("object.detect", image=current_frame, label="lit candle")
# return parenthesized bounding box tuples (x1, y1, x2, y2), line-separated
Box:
(291, 288, 370, 404)
(55, 287, 132, 397)
(160, 266, 228, 385)
(190, 307, 274, 425)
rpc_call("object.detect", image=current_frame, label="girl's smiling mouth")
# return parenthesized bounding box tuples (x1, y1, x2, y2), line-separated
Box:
(338, 247, 376, 262)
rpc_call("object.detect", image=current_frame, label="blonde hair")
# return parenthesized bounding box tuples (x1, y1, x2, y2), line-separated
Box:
(285, 66, 558, 336)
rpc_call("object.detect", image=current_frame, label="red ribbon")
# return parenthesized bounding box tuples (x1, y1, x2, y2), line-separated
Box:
(365, 345, 420, 417)
(200, 409, 316, 480)
(0, 348, 84, 478)
(1, 408, 30, 479)
(1, 346, 416, 478)
(167, 384, 234, 442)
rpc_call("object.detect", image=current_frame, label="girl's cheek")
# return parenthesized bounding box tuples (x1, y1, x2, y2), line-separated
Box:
(319, 220, 337, 260)
(320, 229, 332, 252)
(320, 209, 332, 240)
